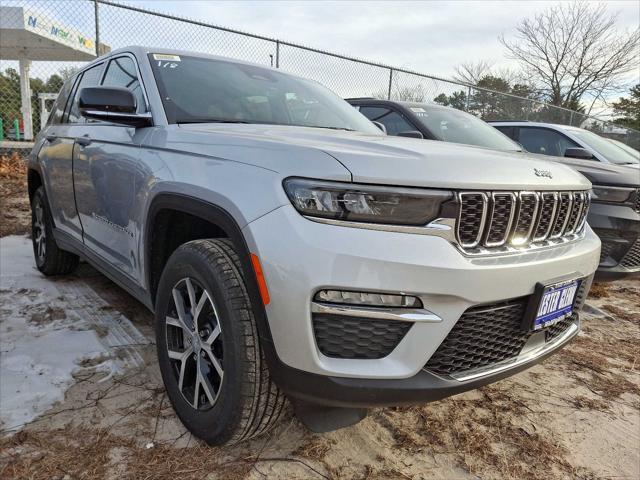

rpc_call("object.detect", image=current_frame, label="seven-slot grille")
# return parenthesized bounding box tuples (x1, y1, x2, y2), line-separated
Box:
(456, 190, 590, 253)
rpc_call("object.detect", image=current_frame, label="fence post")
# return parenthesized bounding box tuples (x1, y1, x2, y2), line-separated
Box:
(387, 68, 393, 99)
(0, 117, 3, 141)
(569, 111, 574, 126)
(466, 86, 471, 112)
(275, 40, 280, 68)
(94, 0, 101, 56)
(14, 119, 20, 141)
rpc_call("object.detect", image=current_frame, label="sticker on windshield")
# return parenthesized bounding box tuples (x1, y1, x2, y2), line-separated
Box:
(153, 54, 181, 61)
(410, 107, 426, 113)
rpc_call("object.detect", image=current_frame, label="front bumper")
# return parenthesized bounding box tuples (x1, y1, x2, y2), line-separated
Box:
(588, 203, 640, 280)
(266, 316, 580, 407)
(243, 204, 600, 384)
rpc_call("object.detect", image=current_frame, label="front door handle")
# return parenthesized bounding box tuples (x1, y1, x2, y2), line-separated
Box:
(45, 135, 56, 142)
(76, 136, 92, 147)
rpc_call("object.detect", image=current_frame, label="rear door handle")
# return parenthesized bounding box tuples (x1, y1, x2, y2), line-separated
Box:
(76, 136, 92, 147)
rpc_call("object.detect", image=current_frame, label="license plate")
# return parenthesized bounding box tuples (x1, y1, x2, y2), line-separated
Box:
(532, 279, 580, 330)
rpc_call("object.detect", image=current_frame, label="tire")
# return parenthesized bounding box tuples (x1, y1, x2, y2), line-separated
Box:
(155, 239, 286, 445)
(31, 186, 79, 276)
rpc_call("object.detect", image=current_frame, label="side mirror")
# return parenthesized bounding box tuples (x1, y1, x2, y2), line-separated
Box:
(397, 130, 424, 139)
(372, 121, 387, 134)
(79, 86, 152, 127)
(564, 147, 594, 160)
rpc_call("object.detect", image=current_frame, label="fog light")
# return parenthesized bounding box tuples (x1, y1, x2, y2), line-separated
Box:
(314, 290, 422, 308)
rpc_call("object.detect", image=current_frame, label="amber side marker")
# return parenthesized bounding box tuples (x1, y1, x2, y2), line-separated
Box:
(250, 253, 271, 305)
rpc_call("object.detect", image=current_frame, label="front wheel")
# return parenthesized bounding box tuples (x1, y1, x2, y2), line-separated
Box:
(155, 239, 286, 445)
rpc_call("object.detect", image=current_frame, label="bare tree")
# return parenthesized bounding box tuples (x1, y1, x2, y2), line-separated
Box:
(454, 60, 523, 86)
(454, 60, 496, 84)
(500, 2, 639, 114)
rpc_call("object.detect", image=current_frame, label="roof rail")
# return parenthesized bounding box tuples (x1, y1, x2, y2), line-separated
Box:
(344, 97, 377, 101)
(487, 119, 532, 123)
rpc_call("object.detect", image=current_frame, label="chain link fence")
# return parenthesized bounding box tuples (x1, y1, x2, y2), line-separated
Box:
(1, 0, 638, 149)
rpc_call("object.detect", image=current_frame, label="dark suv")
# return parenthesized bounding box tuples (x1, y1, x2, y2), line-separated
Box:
(349, 99, 640, 280)
(491, 121, 640, 280)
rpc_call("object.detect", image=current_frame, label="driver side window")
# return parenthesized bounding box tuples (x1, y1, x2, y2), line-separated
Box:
(102, 56, 146, 113)
(359, 106, 416, 135)
(518, 127, 579, 157)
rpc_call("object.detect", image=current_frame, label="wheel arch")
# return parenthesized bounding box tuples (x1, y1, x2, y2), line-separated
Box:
(27, 167, 43, 202)
(144, 193, 276, 346)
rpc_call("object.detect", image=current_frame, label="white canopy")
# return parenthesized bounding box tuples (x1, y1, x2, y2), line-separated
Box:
(0, 6, 110, 139)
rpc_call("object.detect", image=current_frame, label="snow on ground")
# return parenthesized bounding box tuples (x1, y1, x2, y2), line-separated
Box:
(0, 235, 147, 433)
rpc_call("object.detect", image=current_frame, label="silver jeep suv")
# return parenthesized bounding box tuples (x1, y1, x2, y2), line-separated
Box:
(28, 47, 600, 444)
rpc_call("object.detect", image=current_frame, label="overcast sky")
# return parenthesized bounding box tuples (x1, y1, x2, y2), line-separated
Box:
(131, 0, 639, 82)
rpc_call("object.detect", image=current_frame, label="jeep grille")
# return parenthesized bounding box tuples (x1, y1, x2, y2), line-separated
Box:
(456, 190, 590, 254)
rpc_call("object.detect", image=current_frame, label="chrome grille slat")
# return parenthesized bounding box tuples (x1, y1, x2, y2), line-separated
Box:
(549, 192, 572, 238)
(456, 189, 589, 255)
(484, 193, 516, 247)
(566, 192, 585, 235)
(532, 192, 557, 242)
(456, 192, 488, 248)
(576, 193, 590, 232)
(510, 192, 539, 246)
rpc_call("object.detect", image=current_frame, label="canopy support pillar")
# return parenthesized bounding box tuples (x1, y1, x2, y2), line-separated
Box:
(19, 58, 33, 141)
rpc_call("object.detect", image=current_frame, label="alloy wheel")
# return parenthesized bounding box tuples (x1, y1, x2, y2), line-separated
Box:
(33, 198, 46, 262)
(166, 277, 224, 410)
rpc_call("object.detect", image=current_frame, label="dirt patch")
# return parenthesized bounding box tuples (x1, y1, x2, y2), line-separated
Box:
(29, 306, 67, 325)
(601, 303, 639, 325)
(586, 282, 609, 299)
(0, 152, 30, 238)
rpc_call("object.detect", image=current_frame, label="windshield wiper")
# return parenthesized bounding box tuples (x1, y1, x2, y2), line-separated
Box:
(305, 125, 356, 131)
(178, 118, 253, 124)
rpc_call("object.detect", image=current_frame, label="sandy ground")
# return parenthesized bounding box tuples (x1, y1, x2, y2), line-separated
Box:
(1, 153, 639, 479)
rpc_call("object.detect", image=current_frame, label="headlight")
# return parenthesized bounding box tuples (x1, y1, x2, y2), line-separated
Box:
(591, 185, 634, 203)
(283, 178, 453, 226)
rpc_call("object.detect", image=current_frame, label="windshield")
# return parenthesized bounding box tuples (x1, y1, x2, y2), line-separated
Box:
(608, 138, 640, 162)
(410, 105, 521, 151)
(149, 54, 380, 134)
(569, 129, 639, 165)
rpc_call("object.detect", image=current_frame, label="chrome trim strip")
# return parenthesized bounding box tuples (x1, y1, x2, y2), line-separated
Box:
(311, 302, 442, 323)
(484, 192, 516, 247)
(304, 216, 456, 238)
(82, 110, 153, 121)
(457, 192, 488, 248)
(447, 321, 579, 382)
(459, 231, 585, 256)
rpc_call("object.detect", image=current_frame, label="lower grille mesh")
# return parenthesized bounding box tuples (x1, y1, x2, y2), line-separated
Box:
(425, 279, 589, 376)
(620, 239, 640, 269)
(313, 314, 412, 359)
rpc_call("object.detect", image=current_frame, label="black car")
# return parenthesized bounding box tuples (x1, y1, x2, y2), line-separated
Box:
(349, 98, 640, 280)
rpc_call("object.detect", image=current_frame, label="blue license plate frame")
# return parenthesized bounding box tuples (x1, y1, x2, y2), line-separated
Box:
(525, 279, 581, 331)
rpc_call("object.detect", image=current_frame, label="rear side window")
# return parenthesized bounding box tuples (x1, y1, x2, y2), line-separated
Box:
(494, 125, 515, 140)
(359, 106, 416, 135)
(518, 127, 579, 157)
(47, 79, 74, 126)
(102, 56, 146, 113)
(66, 64, 104, 124)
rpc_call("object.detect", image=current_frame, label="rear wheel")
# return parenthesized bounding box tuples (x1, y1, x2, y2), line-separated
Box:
(31, 186, 79, 275)
(155, 239, 286, 445)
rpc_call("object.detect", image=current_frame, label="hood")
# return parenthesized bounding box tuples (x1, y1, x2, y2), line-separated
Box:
(523, 153, 640, 188)
(178, 124, 591, 191)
